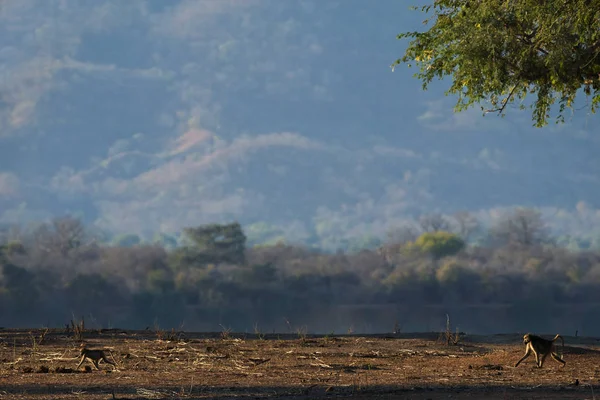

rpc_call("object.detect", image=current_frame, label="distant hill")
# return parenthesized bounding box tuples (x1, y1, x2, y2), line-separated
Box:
(0, 0, 599, 248)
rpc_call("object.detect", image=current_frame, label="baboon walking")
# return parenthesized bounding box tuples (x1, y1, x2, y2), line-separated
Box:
(514, 333, 566, 368)
(76, 343, 118, 370)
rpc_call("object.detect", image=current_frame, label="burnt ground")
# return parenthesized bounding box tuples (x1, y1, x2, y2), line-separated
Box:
(1, 328, 600, 399)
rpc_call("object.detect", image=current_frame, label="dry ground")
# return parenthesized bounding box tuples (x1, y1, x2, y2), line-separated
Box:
(1, 328, 600, 399)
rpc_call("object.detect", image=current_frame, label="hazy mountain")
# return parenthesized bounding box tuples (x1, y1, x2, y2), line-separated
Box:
(1, 0, 599, 247)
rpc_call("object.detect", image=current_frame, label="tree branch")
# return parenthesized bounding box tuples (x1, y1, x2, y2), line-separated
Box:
(484, 84, 519, 115)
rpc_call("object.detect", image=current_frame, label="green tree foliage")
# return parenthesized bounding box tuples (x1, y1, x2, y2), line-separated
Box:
(435, 259, 480, 302)
(436, 259, 474, 284)
(245, 222, 286, 247)
(409, 231, 466, 259)
(1, 263, 39, 312)
(346, 234, 383, 253)
(65, 274, 122, 310)
(236, 262, 278, 286)
(2, 263, 34, 289)
(182, 222, 247, 265)
(146, 269, 175, 293)
(4, 210, 600, 329)
(153, 232, 178, 249)
(4, 241, 25, 256)
(393, 1, 600, 127)
(0, 244, 6, 266)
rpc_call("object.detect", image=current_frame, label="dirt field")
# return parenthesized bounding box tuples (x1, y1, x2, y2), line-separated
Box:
(1, 328, 599, 399)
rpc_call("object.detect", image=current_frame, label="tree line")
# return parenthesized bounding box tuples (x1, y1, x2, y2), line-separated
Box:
(1, 207, 600, 332)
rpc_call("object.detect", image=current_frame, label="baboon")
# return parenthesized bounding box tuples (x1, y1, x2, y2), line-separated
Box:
(76, 344, 118, 370)
(514, 333, 566, 368)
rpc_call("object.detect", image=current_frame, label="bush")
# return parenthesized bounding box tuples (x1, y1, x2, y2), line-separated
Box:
(410, 231, 466, 259)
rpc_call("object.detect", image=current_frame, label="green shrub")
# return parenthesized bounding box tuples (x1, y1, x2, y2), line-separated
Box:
(411, 231, 466, 259)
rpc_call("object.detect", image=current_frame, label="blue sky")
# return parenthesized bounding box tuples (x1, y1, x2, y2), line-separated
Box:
(0, 0, 599, 246)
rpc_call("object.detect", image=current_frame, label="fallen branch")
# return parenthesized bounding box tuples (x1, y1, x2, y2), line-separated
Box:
(310, 358, 332, 369)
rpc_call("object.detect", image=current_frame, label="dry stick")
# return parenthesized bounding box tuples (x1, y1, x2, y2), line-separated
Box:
(30, 335, 37, 363)
(310, 357, 332, 369)
(249, 358, 271, 367)
(510, 384, 542, 390)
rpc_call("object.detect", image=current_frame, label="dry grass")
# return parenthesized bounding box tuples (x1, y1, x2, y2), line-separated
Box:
(66, 316, 86, 342)
(0, 328, 599, 399)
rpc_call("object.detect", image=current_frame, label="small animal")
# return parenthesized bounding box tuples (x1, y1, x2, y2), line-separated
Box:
(514, 333, 566, 368)
(76, 343, 118, 370)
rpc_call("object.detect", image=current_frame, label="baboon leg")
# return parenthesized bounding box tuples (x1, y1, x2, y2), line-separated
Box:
(76, 355, 86, 369)
(514, 349, 531, 367)
(551, 352, 566, 367)
(103, 356, 117, 367)
(92, 359, 101, 370)
(539, 353, 548, 368)
(534, 351, 541, 368)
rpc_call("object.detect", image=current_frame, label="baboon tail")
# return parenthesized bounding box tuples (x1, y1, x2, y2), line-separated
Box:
(553, 334, 565, 354)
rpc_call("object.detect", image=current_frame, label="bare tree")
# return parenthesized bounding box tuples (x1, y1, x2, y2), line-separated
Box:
(452, 211, 480, 241)
(418, 213, 450, 233)
(32, 216, 88, 257)
(490, 208, 550, 247)
(386, 223, 419, 244)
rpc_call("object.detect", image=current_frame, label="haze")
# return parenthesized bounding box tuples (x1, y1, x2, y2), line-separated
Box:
(0, 0, 597, 249)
